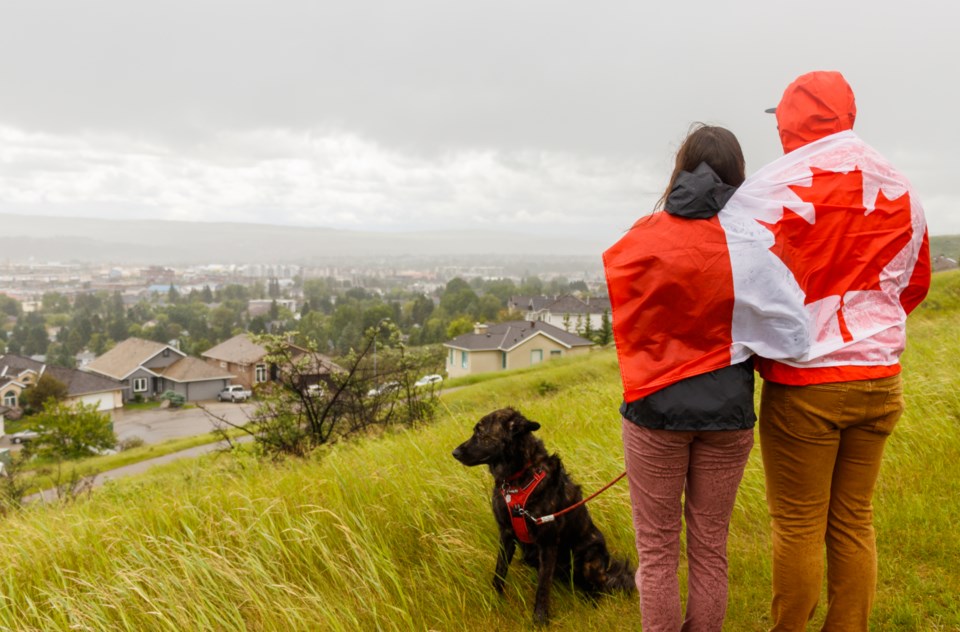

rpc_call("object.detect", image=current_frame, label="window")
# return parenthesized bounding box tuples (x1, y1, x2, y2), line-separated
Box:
(133, 377, 148, 393)
(531, 349, 543, 364)
(501, 351, 507, 369)
(461, 351, 468, 369)
(550, 350, 562, 358)
(255, 364, 267, 383)
(2, 391, 16, 408)
(448, 349, 454, 365)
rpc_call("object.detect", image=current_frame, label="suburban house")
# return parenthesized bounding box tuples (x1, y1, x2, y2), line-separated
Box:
(0, 354, 124, 413)
(83, 338, 234, 402)
(508, 295, 612, 334)
(443, 321, 594, 378)
(201, 333, 343, 391)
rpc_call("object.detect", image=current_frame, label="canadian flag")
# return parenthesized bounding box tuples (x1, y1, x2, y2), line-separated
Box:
(604, 130, 929, 403)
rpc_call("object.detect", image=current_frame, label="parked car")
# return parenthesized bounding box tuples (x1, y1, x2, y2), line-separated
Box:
(414, 374, 443, 388)
(302, 383, 324, 397)
(9, 429, 40, 445)
(217, 385, 252, 402)
(366, 381, 401, 397)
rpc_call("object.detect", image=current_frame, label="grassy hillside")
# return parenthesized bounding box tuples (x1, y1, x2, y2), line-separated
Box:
(0, 272, 958, 630)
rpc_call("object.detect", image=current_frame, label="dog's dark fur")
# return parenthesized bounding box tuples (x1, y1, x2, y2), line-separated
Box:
(452, 407, 635, 625)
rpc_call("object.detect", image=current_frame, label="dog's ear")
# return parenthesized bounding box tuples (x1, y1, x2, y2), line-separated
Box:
(509, 411, 540, 437)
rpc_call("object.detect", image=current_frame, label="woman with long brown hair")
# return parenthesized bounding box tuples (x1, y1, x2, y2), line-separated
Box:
(604, 124, 755, 631)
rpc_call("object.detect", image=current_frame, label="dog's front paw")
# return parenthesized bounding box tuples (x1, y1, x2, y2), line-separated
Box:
(492, 575, 505, 595)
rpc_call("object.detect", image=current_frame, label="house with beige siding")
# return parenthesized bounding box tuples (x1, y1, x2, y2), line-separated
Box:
(508, 295, 611, 334)
(202, 334, 343, 391)
(84, 338, 234, 402)
(443, 321, 594, 378)
(0, 354, 124, 413)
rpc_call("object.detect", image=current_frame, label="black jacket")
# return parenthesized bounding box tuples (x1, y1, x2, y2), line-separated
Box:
(620, 162, 756, 432)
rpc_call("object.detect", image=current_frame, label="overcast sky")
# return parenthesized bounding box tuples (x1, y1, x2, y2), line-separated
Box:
(0, 0, 955, 247)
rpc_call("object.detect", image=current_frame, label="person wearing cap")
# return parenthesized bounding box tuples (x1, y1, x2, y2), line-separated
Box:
(756, 71, 930, 631)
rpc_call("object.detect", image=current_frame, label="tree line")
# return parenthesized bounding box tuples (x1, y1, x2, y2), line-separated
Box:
(0, 274, 610, 367)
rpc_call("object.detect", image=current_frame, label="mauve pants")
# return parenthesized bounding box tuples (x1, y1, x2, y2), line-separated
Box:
(622, 419, 754, 632)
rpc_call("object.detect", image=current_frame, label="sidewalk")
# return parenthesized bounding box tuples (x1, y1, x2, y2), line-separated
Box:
(27, 434, 255, 504)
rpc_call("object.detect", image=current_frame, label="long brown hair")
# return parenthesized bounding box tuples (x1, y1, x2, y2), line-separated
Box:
(655, 124, 745, 211)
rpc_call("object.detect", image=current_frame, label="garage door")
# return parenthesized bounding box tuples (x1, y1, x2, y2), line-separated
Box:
(77, 393, 117, 412)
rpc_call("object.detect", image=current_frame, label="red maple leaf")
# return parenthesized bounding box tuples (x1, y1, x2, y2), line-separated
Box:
(758, 167, 913, 342)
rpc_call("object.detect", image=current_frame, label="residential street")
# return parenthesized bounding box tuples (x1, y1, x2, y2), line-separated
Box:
(111, 401, 256, 445)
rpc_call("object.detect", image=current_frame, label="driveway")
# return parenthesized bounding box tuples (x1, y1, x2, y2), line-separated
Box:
(111, 401, 256, 445)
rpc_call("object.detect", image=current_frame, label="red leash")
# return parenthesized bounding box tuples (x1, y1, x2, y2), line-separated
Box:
(523, 470, 627, 525)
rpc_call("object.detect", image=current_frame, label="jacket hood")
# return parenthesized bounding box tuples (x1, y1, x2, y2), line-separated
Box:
(665, 162, 737, 219)
(773, 70, 856, 153)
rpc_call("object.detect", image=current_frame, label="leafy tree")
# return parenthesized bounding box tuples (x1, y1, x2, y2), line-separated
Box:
(481, 279, 518, 305)
(31, 401, 117, 460)
(477, 295, 503, 321)
(519, 276, 544, 296)
(249, 315, 268, 335)
(597, 310, 613, 346)
(20, 374, 69, 413)
(41, 292, 71, 313)
(205, 331, 439, 458)
(446, 316, 474, 339)
(45, 343, 77, 370)
(268, 278, 281, 299)
(0, 294, 21, 318)
(8, 312, 49, 356)
(210, 305, 241, 342)
(583, 313, 594, 341)
(410, 294, 435, 326)
(439, 286, 479, 318)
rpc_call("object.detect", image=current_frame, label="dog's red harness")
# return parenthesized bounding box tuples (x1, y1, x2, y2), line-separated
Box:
(499, 467, 547, 544)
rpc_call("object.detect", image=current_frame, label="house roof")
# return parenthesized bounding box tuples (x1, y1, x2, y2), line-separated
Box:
(509, 296, 555, 312)
(288, 346, 346, 374)
(444, 320, 594, 352)
(0, 354, 45, 376)
(583, 296, 612, 314)
(45, 365, 125, 396)
(547, 295, 589, 315)
(84, 338, 182, 380)
(201, 334, 268, 365)
(156, 357, 235, 383)
(510, 295, 611, 316)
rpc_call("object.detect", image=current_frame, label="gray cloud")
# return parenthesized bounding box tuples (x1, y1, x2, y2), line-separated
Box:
(0, 0, 955, 241)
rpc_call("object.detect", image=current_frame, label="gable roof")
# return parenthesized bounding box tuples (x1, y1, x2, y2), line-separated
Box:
(444, 320, 594, 352)
(155, 357, 235, 383)
(510, 295, 611, 316)
(44, 365, 125, 396)
(201, 334, 268, 365)
(84, 338, 183, 380)
(0, 354, 46, 376)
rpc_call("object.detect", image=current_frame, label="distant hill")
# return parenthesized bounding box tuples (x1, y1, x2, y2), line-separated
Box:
(930, 234, 960, 260)
(0, 212, 611, 265)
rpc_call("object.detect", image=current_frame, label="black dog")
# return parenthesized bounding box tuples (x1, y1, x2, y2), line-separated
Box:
(452, 407, 635, 625)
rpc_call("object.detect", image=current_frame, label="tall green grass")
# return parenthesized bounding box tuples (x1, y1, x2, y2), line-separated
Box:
(0, 273, 957, 630)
